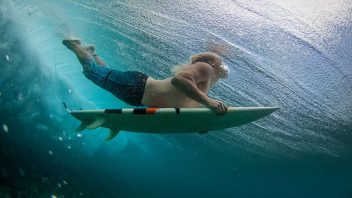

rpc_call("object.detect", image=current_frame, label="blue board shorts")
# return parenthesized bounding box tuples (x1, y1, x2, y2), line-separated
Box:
(83, 57, 148, 106)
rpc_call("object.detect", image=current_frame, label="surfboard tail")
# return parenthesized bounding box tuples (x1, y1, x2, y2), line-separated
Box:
(63, 102, 71, 113)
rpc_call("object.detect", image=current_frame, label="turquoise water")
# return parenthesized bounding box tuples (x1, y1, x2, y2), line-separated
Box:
(0, 0, 351, 197)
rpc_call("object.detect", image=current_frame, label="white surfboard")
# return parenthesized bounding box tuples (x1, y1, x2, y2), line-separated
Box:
(67, 106, 279, 140)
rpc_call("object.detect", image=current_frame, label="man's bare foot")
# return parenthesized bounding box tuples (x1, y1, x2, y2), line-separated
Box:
(62, 36, 81, 50)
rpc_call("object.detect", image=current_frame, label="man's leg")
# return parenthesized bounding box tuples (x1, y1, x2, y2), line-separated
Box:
(62, 39, 93, 71)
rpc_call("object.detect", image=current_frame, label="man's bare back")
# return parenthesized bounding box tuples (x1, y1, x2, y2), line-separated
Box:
(142, 77, 203, 108)
(142, 62, 215, 108)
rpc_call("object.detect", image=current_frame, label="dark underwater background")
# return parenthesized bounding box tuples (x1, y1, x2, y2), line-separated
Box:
(0, 0, 351, 197)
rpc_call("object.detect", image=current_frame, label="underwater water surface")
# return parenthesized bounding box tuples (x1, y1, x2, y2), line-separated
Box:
(0, 0, 351, 197)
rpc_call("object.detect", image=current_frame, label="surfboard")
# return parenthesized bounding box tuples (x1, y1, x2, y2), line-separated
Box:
(67, 106, 279, 140)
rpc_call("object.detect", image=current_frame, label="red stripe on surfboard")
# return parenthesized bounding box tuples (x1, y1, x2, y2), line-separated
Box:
(146, 108, 158, 114)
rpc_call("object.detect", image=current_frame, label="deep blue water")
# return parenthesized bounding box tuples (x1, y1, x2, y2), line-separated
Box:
(1, 0, 351, 197)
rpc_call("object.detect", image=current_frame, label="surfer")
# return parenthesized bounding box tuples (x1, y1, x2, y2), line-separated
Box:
(63, 38, 229, 114)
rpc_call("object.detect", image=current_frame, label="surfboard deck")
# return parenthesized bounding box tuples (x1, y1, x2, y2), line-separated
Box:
(67, 107, 279, 140)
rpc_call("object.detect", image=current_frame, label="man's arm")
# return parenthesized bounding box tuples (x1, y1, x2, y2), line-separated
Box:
(171, 62, 227, 114)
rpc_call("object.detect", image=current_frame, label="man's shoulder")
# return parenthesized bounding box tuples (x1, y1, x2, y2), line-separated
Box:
(191, 62, 212, 67)
(191, 62, 213, 75)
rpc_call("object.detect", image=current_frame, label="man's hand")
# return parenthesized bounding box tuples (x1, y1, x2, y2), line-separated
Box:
(206, 98, 228, 115)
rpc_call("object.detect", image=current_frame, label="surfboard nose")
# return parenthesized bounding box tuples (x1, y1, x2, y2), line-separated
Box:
(254, 106, 280, 116)
(231, 106, 279, 113)
(263, 107, 280, 113)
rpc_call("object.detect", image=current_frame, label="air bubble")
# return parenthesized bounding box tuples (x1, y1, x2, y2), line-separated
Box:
(2, 124, 8, 133)
(17, 93, 23, 100)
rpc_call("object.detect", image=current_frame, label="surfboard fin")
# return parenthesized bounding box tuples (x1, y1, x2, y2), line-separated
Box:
(86, 117, 106, 130)
(76, 122, 87, 132)
(76, 117, 106, 132)
(106, 128, 120, 141)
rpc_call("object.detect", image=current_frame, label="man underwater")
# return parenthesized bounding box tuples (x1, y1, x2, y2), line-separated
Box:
(63, 38, 229, 114)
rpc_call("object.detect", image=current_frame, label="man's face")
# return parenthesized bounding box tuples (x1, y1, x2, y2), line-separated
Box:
(219, 65, 229, 78)
(212, 61, 229, 79)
